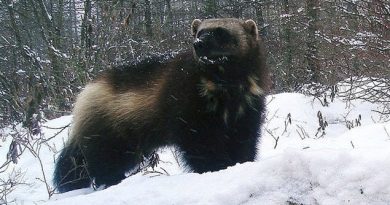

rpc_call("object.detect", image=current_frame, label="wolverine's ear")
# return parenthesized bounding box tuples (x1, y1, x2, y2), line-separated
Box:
(191, 19, 202, 37)
(244, 19, 259, 39)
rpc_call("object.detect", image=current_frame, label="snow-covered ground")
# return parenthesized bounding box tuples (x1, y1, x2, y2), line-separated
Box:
(1, 93, 389, 205)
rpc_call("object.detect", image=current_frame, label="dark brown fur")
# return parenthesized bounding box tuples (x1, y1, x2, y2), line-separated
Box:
(53, 18, 270, 193)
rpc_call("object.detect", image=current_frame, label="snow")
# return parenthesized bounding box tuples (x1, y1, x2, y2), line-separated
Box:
(16, 69, 26, 74)
(1, 93, 389, 205)
(280, 14, 293, 18)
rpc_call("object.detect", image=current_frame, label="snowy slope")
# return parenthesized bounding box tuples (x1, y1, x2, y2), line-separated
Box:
(1, 93, 389, 205)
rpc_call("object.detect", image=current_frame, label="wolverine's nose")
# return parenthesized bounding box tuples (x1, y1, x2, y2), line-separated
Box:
(193, 38, 210, 58)
(193, 39, 206, 52)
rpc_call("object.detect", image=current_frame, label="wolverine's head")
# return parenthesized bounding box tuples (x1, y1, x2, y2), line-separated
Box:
(191, 18, 259, 64)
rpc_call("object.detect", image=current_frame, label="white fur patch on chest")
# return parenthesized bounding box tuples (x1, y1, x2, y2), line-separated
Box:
(199, 77, 217, 97)
(248, 76, 264, 96)
(198, 75, 264, 125)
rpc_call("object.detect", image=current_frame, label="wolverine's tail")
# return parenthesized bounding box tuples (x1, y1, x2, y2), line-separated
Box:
(53, 144, 91, 193)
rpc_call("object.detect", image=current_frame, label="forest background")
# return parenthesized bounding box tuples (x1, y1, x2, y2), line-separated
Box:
(0, 0, 388, 129)
(0, 0, 389, 202)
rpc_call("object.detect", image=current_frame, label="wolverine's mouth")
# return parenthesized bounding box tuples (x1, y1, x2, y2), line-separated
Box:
(198, 55, 230, 65)
(193, 38, 234, 65)
(197, 50, 234, 64)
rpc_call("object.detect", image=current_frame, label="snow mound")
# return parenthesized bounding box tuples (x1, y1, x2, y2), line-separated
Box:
(46, 148, 390, 205)
(1, 93, 389, 205)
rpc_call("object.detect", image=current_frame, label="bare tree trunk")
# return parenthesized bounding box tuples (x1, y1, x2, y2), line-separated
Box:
(2, 0, 44, 73)
(57, 0, 64, 48)
(306, 0, 320, 83)
(71, 0, 79, 43)
(145, 0, 153, 38)
(35, 0, 62, 49)
(81, 0, 92, 49)
(255, 3, 267, 37)
(165, 0, 173, 34)
(282, 0, 294, 90)
(205, 0, 218, 18)
(30, 0, 65, 99)
(2, 0, 45, 127)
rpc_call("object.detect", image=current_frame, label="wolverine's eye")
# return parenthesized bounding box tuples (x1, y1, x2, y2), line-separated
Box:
(197, 30, 205, 38)
(214, 28, 230, 40)
(214, 28, 234, 45)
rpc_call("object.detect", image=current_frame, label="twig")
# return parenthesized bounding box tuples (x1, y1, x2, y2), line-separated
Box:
(384, 126, 390, 140)
(41, 123, 70, 144)
(265, 128, 280, 149)
(296, 125, 309, 140)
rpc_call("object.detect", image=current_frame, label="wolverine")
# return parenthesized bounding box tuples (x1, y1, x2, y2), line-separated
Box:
(53, 18, 270, 193)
